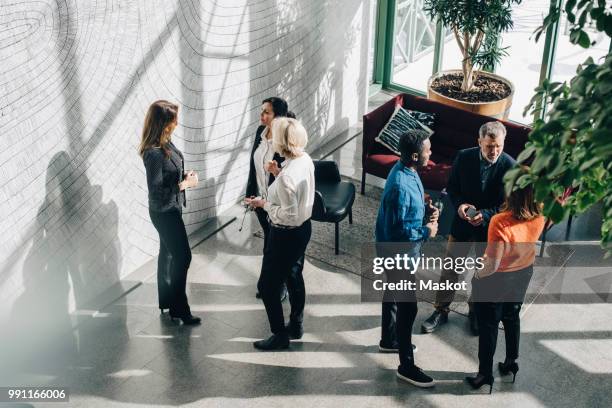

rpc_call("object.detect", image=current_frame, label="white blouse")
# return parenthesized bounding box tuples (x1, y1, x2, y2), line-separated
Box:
(252, 128, 275, 199)
(264, 153, 315, 227)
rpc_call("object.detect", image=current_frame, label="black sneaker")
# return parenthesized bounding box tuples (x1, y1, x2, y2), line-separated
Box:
(287, 321, 304, 339)
(396, 364, 435, 388)
(253, 333, 290, 351)
(421, 310, 448, 333)
(378, 341, 417, 353)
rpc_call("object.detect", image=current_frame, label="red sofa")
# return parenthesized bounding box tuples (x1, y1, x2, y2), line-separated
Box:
(361, 93, 532, 193)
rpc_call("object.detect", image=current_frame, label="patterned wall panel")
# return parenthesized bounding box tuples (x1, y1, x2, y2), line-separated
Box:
(0, 0, 370, 317)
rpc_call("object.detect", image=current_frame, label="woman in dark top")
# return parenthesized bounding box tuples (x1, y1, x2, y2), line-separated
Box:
(246, 97, 295, 300)
(139, 100, 200, 325)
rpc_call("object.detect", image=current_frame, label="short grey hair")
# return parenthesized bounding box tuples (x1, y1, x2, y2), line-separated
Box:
(478, 121, 507, 139)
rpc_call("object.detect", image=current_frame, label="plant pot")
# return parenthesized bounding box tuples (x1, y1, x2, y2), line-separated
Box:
(427, 69, 515, 120)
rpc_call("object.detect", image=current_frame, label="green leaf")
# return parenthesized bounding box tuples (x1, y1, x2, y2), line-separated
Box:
(516, 145, 536, 163)
(578, 30, 591, 48)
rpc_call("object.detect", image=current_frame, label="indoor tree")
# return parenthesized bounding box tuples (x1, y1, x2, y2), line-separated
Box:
(423, 0, 522, 92)
(506, 0, 612, 252)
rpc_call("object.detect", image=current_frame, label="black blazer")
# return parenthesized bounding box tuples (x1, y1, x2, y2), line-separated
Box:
(143, 141, 187, 212)
(245, 125, 284, 198)
(447, 147, 516, 240)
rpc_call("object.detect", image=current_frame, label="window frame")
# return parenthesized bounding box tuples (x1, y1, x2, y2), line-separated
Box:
(370, 0, 611, 125)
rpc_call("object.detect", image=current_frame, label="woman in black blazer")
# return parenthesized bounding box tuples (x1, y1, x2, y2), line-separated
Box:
(139, 100, 200, 325)
(246, 97, 295, 300)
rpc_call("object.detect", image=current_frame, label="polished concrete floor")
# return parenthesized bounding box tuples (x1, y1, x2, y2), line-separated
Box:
(18, 200, 612, 408)
(5, 93, 611, 408)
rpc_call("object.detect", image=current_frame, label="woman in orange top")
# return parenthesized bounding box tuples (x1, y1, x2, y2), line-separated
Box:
(466, 184, 545, 393)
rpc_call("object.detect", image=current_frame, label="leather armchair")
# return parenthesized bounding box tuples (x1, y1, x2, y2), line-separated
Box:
(311, 161, 356, 255)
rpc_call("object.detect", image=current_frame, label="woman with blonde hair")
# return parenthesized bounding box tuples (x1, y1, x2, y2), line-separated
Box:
(246, 117, 315, 350)
(139, 100, 201, 325)
(245, 97, 296, 301)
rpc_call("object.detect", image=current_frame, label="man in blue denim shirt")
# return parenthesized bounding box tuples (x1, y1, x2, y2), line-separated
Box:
(375, 130, 438, 388)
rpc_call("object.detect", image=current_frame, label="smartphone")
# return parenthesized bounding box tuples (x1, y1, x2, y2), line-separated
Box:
(466, 207, 479, 219)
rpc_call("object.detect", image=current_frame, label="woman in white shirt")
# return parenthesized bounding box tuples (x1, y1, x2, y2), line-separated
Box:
(246, 117, 315, 350)
(245, 97, 295, 301)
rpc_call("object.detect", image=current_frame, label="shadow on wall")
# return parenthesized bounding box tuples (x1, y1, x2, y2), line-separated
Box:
(0, 151, 121, 376)
(274, 0, 365, 153)
(179, 0, 214, 237)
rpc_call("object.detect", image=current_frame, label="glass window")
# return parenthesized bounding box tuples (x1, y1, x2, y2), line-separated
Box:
(438, 1, 549, 124)
(550, 0, 611, 85)
(495, 1, 549, 124)
(390, 0, 437, 91)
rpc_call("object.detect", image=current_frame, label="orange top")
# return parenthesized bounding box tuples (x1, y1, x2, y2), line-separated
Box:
(485, 211, 546, 272)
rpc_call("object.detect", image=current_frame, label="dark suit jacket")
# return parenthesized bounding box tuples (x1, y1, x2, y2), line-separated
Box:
(447, 147, 516, 241)
(245, 125, 284, 198)
(143, 141, 187, 212)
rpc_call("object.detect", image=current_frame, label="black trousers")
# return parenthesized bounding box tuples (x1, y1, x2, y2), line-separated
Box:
(255, 208, 298, 294)
(434, 235, 487, 313)
(381, 301, 418, 367)
(254, 208, 272, 252)
(149, 208, 192, 316)
(258, 220, 311, 335)
(473, 265, 533, 377)
(380, 265, 418, 368)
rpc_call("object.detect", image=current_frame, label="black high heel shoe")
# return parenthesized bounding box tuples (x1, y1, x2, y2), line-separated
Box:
(169, 312, 201, 325)
(498, 360, 519, 383)
(465, 373, 494, 394)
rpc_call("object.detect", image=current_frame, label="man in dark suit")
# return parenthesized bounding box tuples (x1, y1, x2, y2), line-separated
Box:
(421, 121, 516, 335)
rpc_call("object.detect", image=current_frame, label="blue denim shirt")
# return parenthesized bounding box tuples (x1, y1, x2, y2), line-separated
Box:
(375, 161, 430, 243)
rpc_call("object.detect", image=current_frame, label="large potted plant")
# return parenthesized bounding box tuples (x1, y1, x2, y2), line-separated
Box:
(423, 0, 522, 119)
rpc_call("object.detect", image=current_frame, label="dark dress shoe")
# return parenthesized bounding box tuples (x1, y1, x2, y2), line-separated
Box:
(466, 373, 494, 394)
(498, 360, 519, 383)
(253, 333, 290, 350)
(287, 321, 304, 339)
(468, 311, 479, 336)
(421, 310, 448, 333)
(169, 313, 201, 325)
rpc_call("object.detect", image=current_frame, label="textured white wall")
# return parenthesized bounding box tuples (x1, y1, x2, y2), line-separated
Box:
(0, 0, 370, 318)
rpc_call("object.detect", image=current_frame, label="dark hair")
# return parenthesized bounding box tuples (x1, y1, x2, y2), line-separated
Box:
(502, 184, 542, 221)
(399, 130, 430, 162)
(262, 97, 295, 119)
(139, 100, 178, 158)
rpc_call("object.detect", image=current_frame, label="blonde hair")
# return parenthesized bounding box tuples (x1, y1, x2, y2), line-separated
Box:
(271, 117, 308, 158)
(138, 100, 179, 158)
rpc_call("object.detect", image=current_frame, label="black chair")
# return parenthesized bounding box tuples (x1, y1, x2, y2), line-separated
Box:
(311, 161, 356, 255)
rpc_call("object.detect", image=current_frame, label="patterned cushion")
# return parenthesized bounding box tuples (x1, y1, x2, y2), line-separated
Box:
(375, 105, 434, 155)
(406, 109, 436, 128)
